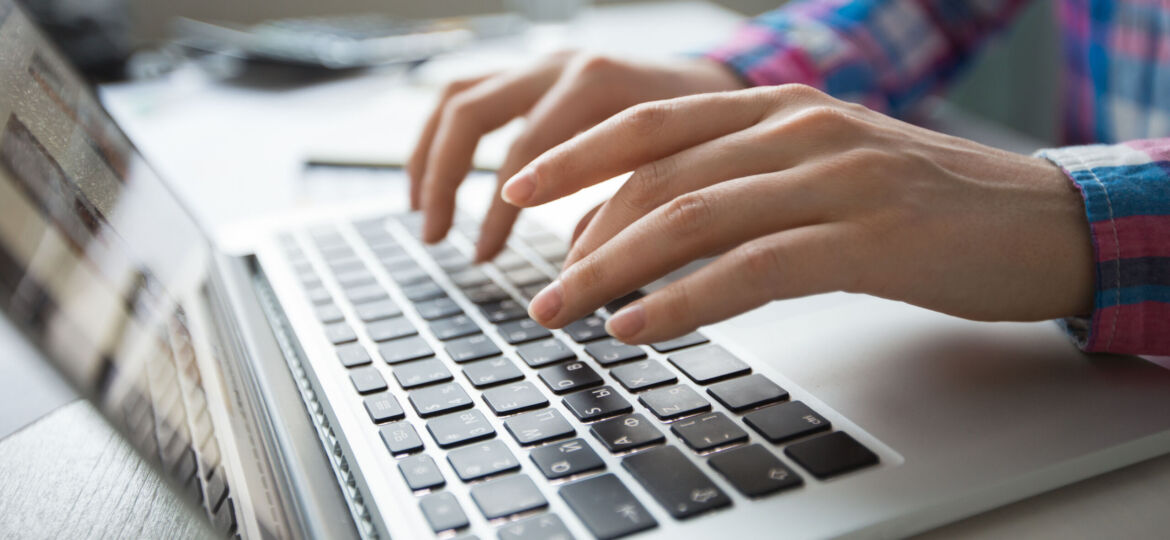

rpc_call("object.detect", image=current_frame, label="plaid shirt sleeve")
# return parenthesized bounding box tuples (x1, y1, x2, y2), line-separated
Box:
(705, 0, 1030, 117)
(1038, 140, 1170, 356)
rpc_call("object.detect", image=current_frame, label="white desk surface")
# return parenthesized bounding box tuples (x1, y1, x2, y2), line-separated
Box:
(5, 2, 1170, 538)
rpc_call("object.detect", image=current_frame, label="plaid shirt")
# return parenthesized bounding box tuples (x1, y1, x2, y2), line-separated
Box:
(707, 0, 1170, 355)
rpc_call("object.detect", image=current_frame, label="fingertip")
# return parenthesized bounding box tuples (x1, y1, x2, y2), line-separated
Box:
(501, 169, 536, 206)
(605, 303, 646, 342)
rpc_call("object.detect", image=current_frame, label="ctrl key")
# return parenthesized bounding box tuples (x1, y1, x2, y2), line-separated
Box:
(418, 491, 469, 533)
(559, 474, 657, 540)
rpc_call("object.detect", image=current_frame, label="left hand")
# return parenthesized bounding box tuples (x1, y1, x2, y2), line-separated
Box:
(500, 85, 1096, 343)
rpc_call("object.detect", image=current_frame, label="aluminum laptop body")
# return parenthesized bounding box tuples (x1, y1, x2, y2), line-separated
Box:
(3, 2, 1170, 538)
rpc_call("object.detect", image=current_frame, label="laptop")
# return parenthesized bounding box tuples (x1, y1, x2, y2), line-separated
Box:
(5, 1, 1170, 538)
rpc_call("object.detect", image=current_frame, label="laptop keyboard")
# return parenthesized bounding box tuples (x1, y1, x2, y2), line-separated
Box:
(278, 212, 879, 539)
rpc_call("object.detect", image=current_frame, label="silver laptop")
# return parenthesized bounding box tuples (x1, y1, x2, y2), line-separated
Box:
(5, 2, 1170, 538)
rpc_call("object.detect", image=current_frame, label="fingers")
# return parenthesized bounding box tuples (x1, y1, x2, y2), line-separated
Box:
(408, 74, 492, 210)
(563, 128, 785, 268)
(420, 62, 565, 243)
(527, 170, 829, 328)
(605, 223, 858, 343)
(571, 201, 605, 248)
(500, 89, 775, 207)
(473, 59, 638, 261)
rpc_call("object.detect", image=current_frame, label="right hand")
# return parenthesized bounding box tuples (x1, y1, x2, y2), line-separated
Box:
(407, 51, 744, 261)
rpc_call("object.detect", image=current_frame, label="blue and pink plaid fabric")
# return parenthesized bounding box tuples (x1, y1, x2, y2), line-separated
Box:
(706, 0, 1170, 355)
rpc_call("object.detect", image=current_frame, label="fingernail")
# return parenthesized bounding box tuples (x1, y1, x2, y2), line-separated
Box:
(528, 280, 563, 322)
(502, 169, 536, 205)
(606, 303, 645, 340)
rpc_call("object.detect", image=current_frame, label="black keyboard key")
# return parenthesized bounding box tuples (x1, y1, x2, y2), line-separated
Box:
(610, 360, 677, 392)
(622, 445, 730, 519)
(515, 338, 575, 368)
(478, 299, 528, 323)
(367, 316, 418, 342)
(504, 408, 575, 445)
(461, 356, 523, 388)
(583, 338, 647, 367)
(401, 280, 445, 302)
(429, 314, 480, 340)
(638, 385, 711, 420)
(649, 332, 709, 353)
(784, 431, 878, 479)
(470, 475, 547, 520)
(349, 366, 387, 394)
(563, 386, 633, 422)
(315, 303, 344, 324)
(416, 297, 463, 320)
(335, 342, 371, 367)
(604, 291, 643, 314)
(345, 284, 388, 304)
(563, 315, 608, 343)
(590, 414, 664, 453)
(355, 299, 402, 322)
(325, 322, 358, 344)
(464, 283, 509, 304)
(377, 335, 432, 364)
(559, 474, 657, 540)
(380, 421, 424, 455)
(668, 345, 750, 384)
(393, 358, 453, 389)
(444, 334, 502, 363)
(426, 409, 495, 448)
(530, 438, 605, 480)
(482, 381, 548, 415)
(707, 374, 788, 412)
(743, 401, 830, 443)
(206, 466, 228, 512)
(409, 382, 473, 417)
(447, 439, 520, 481)
(363, 393, 405, 423)
(212, 497, 237, 536)
(497, 318, 552, 345)
(418, 492, 468, 533)
(708, 444, 802, 497)
(519, 282, 551, 300)
(498, 514, 573, 540)
(398, 454, 446, 491)
(670, 412, 748, 452)
(449, 268, 491, 288)
(537, 361, 603, 394)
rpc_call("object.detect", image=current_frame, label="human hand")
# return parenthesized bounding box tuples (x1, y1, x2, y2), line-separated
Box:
(407, 51, 743, 261)
(499, 85, 1095, 343)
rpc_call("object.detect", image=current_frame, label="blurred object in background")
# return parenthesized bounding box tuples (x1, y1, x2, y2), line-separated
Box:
(505, 0, 590, 53)
(171, 13, 525, 71)
(506, 0, 589, 22)
(22, 0, 134, 81)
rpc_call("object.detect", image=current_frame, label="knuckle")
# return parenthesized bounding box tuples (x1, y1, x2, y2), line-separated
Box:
(660, 191, 714, 239)
(568, 53, 623, 79)
(568, 253, 608, 291)
(772, 83, 823, 104)
(734, 241, 784, 294)
(618, 101, 672, 137)
(622, 158, 675, 212)
(663, 281, 698, 326)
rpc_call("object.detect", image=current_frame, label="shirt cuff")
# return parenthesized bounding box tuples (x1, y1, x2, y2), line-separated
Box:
(1037, 140, 1170, 355)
